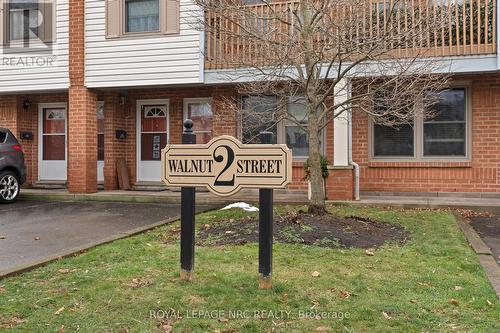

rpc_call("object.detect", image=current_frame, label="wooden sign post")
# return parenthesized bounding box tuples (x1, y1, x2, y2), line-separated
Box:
(161, 120, 292, 288)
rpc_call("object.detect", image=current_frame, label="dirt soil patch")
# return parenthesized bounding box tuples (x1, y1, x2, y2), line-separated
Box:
(197, 212, 410, 248)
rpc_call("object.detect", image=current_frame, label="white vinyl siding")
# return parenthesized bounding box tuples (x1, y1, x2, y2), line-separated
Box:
(85, 0, 203, 88)
(0, 0, 69, 93)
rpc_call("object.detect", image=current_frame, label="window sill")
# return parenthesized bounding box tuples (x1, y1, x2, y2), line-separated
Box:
(106, 31, 180, 40)
(368, 160, 472, 168)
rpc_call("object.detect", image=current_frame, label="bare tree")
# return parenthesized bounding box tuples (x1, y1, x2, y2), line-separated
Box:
(194, 0, 450, 214)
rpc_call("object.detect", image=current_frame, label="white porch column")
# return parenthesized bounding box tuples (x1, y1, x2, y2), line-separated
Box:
(333, 79, 351, 166)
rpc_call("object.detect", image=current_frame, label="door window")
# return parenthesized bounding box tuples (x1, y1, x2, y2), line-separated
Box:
(42, 108, 66, 160)
(141, 105, 167, 161)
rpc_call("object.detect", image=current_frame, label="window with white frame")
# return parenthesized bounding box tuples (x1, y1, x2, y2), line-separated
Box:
(372, 88, 468, 160)
(183, 98, 213, 144)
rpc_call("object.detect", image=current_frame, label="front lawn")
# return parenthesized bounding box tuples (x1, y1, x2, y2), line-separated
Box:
(0, 205, 498, 332)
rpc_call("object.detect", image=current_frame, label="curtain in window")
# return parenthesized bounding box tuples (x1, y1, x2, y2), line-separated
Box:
(9, 1, 39, 40)
(126, 0, 160, 33)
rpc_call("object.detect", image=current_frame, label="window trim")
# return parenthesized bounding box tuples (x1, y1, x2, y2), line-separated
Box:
(182, 97, 213, 137)
(369, 85, 472, 162)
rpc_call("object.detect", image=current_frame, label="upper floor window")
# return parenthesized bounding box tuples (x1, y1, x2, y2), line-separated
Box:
(0, 0, 53, 44)
(125, 0, 160, 33)
(371, 88, 469, 160)
(9, 0, 39, 40)
(105, 0, 180, 38)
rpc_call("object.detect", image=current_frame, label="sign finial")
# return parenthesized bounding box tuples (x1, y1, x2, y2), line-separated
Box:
(184, 119, 194, 133)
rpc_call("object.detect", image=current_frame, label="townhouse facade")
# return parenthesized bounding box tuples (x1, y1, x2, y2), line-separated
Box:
(0, 0, 499, 199)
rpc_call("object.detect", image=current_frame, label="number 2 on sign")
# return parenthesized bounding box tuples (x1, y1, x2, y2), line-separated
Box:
(213, 145, 235, 186)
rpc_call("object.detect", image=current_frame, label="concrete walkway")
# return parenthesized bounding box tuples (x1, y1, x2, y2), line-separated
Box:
(339, 195, 500, 214)
(20, 188, 309, 204)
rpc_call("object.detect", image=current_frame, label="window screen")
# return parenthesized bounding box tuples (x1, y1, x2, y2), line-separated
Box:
(424, 88, 466, 156)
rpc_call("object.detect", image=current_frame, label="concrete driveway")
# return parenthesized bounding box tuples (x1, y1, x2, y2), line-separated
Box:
(0, 200, 216, 277)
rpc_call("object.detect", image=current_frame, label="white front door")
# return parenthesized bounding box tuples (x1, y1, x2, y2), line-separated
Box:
(38, 103, 68, 181)
(136, 99, 169, 182)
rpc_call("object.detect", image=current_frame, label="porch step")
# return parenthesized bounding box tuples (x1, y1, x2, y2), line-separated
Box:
(133, 182, 168, 191)
(32, 180, 67, 190)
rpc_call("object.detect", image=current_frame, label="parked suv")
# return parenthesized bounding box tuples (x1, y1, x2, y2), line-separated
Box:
(0, 128, 26, 203)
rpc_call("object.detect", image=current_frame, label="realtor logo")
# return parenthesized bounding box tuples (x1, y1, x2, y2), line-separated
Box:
(161, 135, 292, 196)
(0, 0, 55, 66)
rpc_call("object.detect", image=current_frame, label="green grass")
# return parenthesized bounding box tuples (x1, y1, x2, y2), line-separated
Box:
(0, 205, 498, 332)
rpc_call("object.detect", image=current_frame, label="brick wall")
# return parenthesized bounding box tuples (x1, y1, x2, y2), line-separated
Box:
(352, 74, 500, 194)
(67, 0, 98, 193)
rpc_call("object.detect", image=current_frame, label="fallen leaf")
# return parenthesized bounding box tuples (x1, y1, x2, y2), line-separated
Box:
(453, 286, 463, 291)
(410, 299, 418, 304)
(54, 306, 65, 315)
(225, 231, 234, 234)
(58, 269, 71, 274)
(161, 323, 172, 333)
(339, 290, 350, 299)
(201, 224, 211, 230)
(218, 317, 229, 323)
(449, 299, 459, 306)
(486, 299, 493, 306)
(0, 317, 26, 329)
(0, 285, 5, 292)
(229, 219, 235, 223)
(311, 271, 320, 277)
(365, 249, 375, 256)
(316, 326, 329, 332)
(382, 312, 392, 319)
(34, 236, 40, 241)
(58, 325, 65, 333)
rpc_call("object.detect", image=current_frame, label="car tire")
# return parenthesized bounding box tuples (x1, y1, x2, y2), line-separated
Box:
(0, 170, 20, 204)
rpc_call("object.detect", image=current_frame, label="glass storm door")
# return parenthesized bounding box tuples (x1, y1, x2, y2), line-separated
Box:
(137, 102, 169, 182)
(39, 105, 67, 181)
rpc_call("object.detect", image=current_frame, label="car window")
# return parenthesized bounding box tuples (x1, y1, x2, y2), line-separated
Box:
(0, 131, 6, 143)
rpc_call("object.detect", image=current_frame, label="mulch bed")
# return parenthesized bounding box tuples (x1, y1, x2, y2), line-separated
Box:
(197, 211, 410, 249)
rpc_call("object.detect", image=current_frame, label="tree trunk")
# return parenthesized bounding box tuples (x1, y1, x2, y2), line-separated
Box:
(307, 111, 327, 215)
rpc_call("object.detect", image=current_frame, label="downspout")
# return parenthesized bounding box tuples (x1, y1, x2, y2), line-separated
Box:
(346, 85, 360, 201)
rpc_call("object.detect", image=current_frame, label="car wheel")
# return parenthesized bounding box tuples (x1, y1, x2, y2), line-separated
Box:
(0, 171, 20, 204)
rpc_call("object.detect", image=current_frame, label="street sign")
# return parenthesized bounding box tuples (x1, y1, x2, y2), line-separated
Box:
(161, 135, 292, 196)
(163, 120, 290, 288)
